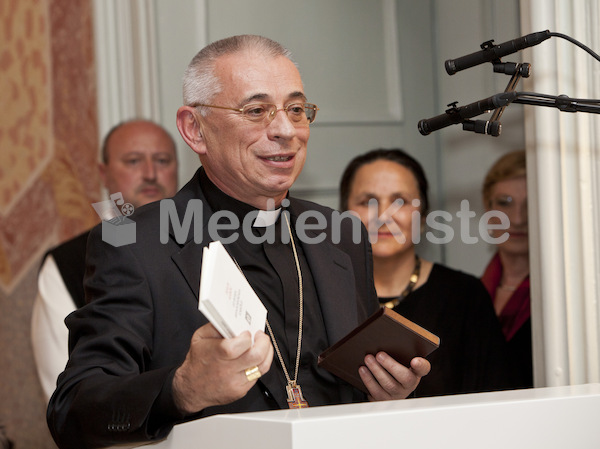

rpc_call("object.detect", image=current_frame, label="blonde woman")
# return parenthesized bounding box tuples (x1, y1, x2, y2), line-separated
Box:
(481, 150, 532, 388)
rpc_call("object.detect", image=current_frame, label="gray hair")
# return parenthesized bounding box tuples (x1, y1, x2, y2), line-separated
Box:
(182, 35, 294, 115)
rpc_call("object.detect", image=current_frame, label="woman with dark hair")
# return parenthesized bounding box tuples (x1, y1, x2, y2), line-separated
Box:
(340, 148, 511, 396)
(481, 150, 532, 388)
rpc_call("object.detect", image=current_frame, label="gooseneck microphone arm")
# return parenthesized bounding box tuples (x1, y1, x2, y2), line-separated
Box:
(420, 31, 600, 137)
(445, 30, 551, 75)
(513, 92, 600, 113)
(445, 31, 600, 76)
(418, 92, 518, 136)
(418, 92, 600, 137)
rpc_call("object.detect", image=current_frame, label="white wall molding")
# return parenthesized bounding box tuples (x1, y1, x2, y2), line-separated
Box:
(314, 0, 403, 125)
(381, 0, 403, 122)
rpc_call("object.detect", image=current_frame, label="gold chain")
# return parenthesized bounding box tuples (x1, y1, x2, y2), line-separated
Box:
(380, 255, 421, 309)
(265, 211, 303, 387)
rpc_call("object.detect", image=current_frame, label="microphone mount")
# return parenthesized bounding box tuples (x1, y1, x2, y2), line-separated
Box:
(417, 93, 517, 136)
(418, 91, 600, 138)
(419, 31, 600, 137)
(513, 93, 600, 113)
(444, 31, 551, 75)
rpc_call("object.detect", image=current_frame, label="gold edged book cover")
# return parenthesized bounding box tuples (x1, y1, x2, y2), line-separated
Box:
(318, 307, 440, 393)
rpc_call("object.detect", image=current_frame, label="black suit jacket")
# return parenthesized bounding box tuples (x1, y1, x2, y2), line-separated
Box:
(47, 168, 378, 449)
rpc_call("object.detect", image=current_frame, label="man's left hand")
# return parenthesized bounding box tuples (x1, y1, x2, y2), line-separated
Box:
(358, 353, 431, 401)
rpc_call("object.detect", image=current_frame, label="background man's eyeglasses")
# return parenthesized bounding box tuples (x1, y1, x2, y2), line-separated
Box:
(190, 102, 319, 125)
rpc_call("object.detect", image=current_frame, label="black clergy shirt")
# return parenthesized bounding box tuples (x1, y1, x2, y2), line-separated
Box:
(199, 169, 342, 407)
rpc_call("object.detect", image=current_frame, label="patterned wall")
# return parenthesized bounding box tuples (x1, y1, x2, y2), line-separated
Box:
(0, 0, 101, 294)
(0, 0, 100, 447)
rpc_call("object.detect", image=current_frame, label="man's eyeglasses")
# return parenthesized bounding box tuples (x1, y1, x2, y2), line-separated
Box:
(189, 102, 319, 125)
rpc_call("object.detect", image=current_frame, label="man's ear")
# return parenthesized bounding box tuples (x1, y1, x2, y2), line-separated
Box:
(176, 106, 207, 155)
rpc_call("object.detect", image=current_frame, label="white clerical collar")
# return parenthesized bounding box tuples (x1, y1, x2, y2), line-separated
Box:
(253, 208, 282, 227)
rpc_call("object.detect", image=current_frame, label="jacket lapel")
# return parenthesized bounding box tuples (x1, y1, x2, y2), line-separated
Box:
(288, 201, 361, 403)
(302, 237, 359, 346)
(288, 201, 359, 344)
(168, 170, 213, 300)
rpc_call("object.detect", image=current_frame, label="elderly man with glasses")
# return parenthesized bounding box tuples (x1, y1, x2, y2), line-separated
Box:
(47, 35, 430, 449)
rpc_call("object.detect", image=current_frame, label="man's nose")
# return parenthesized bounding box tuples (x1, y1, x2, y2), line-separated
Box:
(142, 160, 157, 181)
(267, 109, 297, 139)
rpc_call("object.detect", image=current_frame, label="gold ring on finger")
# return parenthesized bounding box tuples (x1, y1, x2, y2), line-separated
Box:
(245, 365, 261, 382)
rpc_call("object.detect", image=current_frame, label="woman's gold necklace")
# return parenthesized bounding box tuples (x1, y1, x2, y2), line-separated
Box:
(379, 255, 421, 309)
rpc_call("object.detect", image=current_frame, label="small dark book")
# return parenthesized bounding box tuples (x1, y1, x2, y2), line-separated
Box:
(318, 307, 440, 394)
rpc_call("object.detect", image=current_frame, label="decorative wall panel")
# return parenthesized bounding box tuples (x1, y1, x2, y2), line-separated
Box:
(0, 1, 100, 447)
(0, 0, 100, 294)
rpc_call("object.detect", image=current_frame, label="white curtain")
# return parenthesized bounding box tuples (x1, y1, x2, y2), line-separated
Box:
(92, 0, 161, 142)
(520, 0, 600, 387)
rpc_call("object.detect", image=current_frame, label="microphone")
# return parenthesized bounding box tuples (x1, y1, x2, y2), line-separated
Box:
(445, 30, 551, 75)
(418, 92, 517, 135)
(462, 119, 502, 137)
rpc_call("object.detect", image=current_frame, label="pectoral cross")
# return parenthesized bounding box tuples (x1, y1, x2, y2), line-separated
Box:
(286, 383, 309, 409)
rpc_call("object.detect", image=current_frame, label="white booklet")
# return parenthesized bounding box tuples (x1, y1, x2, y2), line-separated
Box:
(199, 240, 267, 340)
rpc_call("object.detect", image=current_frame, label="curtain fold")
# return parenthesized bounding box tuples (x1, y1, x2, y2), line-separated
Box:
(520, 0, 600, 387)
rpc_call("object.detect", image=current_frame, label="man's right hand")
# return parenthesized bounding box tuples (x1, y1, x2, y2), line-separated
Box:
(172, 323, 274, 414)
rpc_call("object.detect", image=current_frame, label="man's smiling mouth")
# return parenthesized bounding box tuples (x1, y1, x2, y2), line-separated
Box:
(265, 155, 292, 162)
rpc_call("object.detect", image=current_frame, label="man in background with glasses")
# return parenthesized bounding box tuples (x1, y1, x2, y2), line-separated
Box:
(48, 35, 430, 449)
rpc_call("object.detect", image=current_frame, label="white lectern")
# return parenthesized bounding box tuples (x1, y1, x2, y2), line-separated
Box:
(124, 383, 600, 449)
